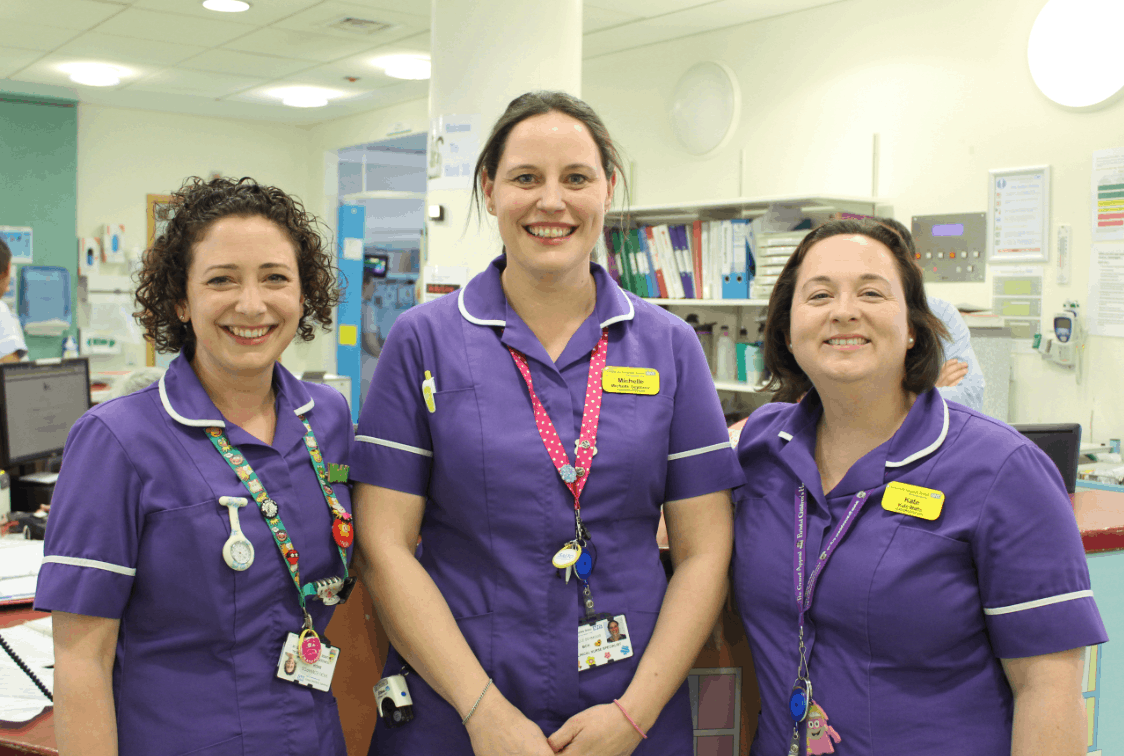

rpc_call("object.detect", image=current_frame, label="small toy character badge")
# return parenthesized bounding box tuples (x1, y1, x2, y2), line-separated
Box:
(333, 518, 354, 549)
(806, 701, 841, 755)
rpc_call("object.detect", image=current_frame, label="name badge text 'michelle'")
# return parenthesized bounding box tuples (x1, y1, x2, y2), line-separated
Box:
(601, 367, 660, 396)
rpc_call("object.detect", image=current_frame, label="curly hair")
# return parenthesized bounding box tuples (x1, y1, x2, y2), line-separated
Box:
(135, 176, 341, 356)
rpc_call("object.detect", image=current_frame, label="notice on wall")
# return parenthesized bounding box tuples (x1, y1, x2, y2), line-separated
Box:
(427, 115, 481, 191)
(1088, 243, 1124, 337)
(423, 265, 468, 303)
(988, 166, 1050, 262)
(1092, 147, 1124, 242)
(0, 226, 32, 263)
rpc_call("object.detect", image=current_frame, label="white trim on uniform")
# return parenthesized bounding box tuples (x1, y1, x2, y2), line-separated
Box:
(600, 290, 635, 328)
(668, 441, 732, 461)
(885, 393, 949, 468)
(983, 589, 1094, 616)
(293, 398, 315, 415)
(159, 372, 225, 428)
(778, 431, 794, 442)
(42, 555, 137, 577)
(458, 287, 506, 327)
(356, 435, 434, 458)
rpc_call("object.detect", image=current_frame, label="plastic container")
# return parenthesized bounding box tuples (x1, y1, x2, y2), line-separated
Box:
(715, 326, 736, 382)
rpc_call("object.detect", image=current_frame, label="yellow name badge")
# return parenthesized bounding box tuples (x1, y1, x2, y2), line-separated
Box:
(881, 481, 945, 521)
(602, 366, 660, 395)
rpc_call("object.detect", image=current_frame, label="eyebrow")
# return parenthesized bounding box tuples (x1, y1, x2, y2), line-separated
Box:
(506, 163, 597, 174)
(800, 273, 891, 289)
(202, 262, 294, 275)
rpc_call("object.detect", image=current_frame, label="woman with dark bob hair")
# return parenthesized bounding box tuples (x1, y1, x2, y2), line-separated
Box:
(731, 218, 1105, 756)
(37, 177, 355, 756)
(352, 91, 742, 756)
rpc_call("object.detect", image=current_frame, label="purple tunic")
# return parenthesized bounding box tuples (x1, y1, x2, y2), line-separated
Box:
(732, 389, 1107, 756)
(35, 355, 352, 756)
(353, 256, 743, 754)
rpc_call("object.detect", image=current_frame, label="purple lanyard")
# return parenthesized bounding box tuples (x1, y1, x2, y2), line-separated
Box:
(793, 485, 869, 636)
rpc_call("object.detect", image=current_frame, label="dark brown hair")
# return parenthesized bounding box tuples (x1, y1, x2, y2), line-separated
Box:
(135, 176, 340, 356)
(0, 238, 10, 274)
(763, 218, 948, 403)
(469, 91, 627, 222)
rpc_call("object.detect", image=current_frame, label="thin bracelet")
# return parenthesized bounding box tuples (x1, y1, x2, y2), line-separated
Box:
(612, 699, 647, 739)
(462, 678, 493, 726)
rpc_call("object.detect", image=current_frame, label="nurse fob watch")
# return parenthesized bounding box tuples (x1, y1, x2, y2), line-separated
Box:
(219, 496, 254, 571)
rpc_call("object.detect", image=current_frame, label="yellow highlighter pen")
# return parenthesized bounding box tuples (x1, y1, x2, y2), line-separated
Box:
(422, 370, 436, 413)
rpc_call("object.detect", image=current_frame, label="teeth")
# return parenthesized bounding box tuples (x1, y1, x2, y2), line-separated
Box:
(828, 337, 868, 346)
(527, 226, 573, 238)
(229, 326, 270, 339)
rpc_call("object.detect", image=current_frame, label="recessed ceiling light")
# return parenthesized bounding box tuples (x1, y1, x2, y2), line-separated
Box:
(203, 0, 250, 12)
(372, 55, 430, 80)
(59, 62, 126, 87)
(274, 86, 338, 108)
(1028, 0, 1124, 107)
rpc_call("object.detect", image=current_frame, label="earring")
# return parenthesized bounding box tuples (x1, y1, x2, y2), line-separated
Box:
(908, 337, 914, 345)
(788, 343, 793, 348)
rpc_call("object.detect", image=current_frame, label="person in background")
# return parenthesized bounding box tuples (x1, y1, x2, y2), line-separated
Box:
(35, 177, 352, 756)
(876, 218, 985, 412)
(353, 91, 741, 756)
(732, 218, 1105, 756)
(0, 238, 28, 362)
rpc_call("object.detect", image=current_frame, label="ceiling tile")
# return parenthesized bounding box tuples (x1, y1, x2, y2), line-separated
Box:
(0, 21, 80, 52)
(583, 6, 642, 34)
(8, 53, 154, 90)
(223, 27, 376, 63)
(667, 0, 844, 27)
(297, 0, 429, 23)
(127, 67, 265, 98)
(268, 63, 398, 94)
(0, 0, 126, 30)
(131, 0, 322, 26)
(178, 49, 316, 78)
(54, 32, 207, 67)
(582, 0, 716, 19)
(0, 46, 42, 79)
(94, 7, 257, 46)
(272, 1, 428, 41)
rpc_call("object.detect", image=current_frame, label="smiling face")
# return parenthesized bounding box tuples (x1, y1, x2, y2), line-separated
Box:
(482, 110, 614, 280)
(180, 215, 303, 383)
(788, 234, 913, 395)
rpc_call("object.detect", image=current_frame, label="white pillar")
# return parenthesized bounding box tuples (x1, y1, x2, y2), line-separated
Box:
(425, 0, 582, 275)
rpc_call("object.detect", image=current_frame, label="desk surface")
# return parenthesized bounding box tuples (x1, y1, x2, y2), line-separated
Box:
(0, 607, 53, 756)
(1073, 488, 1124, 554)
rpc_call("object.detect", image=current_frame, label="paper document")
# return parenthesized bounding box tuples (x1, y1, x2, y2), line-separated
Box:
(1088, 243, 1124, 338)
(1092, 147, 1124, 242)
(0, 619, 54, 725)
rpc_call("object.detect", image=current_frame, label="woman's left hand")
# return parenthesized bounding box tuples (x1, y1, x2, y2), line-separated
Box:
(546, 704, 643, 755)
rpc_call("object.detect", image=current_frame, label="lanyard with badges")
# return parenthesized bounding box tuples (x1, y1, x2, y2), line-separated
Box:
(508, 328, 636, 671)
(206, 414, 355, 671)
(788, 485, 867, 755)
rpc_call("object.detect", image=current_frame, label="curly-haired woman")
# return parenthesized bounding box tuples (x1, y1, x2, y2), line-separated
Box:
(35, 177, 353, 756)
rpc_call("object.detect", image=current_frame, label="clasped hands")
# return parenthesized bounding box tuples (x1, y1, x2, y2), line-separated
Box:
(467, 692, 644, 756)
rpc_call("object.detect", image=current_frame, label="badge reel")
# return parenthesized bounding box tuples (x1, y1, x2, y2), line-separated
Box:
(219, 496, 254, 571)
(374, 665, 415, 728)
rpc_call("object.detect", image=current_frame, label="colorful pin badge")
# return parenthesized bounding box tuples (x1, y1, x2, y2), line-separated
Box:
(260, 498, 279, 518)
(559, 464, 578, 484)
(285, 547, 300, 566)
(327, 463, 349, 483)
(333, 518, 354, 549)
(207, 427, 223, 437)
(299, 628, 322, 664)
(276, 530, 289, 542)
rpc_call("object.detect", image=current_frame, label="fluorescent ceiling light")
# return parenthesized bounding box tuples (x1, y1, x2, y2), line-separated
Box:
(274, 86, 338, 108)
(1028, 0, 1124, 107)
(203, 0, 250, 11)
(373, 55, 430, 80)
(60, 62, 125, 87)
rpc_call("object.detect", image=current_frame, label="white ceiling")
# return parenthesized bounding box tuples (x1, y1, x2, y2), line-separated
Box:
(0, 0, 844, 126)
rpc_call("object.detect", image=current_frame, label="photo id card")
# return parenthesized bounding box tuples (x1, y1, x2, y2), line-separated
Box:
(276, 632, 340, 691)
(577, 613, 633, 672)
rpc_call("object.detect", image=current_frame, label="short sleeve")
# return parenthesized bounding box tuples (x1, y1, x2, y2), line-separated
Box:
(34, 415, 142, 619)
(975, 444, 1107, 658)
(352, 316, 433, 496)
(0, 302, 27, 359)
(663, 325, 744, 502)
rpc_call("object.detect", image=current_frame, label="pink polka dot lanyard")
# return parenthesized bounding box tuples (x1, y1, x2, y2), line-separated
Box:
(508, 327, 608, 549)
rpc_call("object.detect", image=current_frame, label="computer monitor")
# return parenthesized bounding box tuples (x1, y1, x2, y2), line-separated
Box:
(1012, 423, 1082, 494)
(0, 358, 90, 468)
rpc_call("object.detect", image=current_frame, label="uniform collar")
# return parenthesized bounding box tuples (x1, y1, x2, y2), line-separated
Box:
(457, 255, 634, 370)
(158, 354, 314, 447)
(774, 388, 949, 500)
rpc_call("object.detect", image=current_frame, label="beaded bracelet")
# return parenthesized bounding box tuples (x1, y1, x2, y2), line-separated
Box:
(462, 678, 493, 726)
(612, 698, 647, 739)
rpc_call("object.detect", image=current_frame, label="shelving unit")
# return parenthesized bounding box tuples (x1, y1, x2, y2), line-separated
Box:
(644, 298, 769, 307)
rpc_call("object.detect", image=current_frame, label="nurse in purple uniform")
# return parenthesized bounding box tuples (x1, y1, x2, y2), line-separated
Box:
(353, 92, 743, 756)
(732, 218, 1107, 756)
(35, 177, 353, 756)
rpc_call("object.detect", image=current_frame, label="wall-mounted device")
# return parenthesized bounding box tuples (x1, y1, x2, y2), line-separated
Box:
(1037, 301, 1084, 380)
(911, 213, 987, 282)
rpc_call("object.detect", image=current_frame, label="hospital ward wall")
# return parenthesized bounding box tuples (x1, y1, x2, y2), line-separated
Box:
(582, 0, 1124, 440)
(74, 103, 324, 374)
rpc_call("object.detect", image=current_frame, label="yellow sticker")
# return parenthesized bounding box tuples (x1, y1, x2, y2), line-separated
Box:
(881, 481, 945, 521)
(338, 325, 357, 346)
(602, 366, 660, 395)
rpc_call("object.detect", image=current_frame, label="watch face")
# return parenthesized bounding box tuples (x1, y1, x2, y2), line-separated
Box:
(231, 540, 253, 564)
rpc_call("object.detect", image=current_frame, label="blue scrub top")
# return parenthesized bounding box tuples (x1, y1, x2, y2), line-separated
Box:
(35, 355, 353, 756)
(353, 255, 744, 755)
(732, 389, 1107, 756)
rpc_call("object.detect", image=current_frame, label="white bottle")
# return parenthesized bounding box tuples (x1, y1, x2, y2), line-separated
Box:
(715, 325, 736, 382)
(63, 335, 79, 359)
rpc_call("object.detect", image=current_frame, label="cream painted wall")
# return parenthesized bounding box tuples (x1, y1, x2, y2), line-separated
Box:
(583, 0, 1124, 439)
(76, 103, 323, 375)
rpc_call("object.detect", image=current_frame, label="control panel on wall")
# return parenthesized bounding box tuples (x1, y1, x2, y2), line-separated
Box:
(911, 213, 987, 282)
